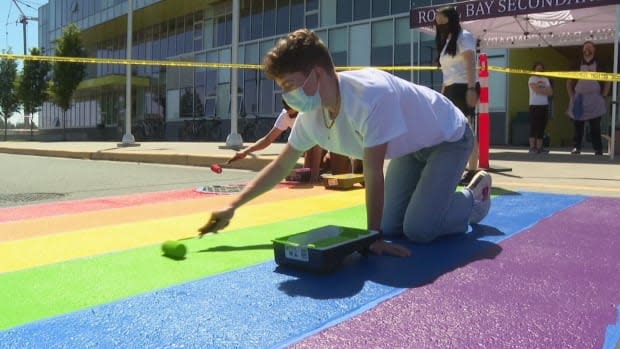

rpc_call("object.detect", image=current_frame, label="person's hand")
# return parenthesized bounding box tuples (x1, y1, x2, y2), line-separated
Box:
(368, 239, 411, 257)
(198, 207, 235, 237)
(466, 89, 478, 108)
(227, 151, 248, 164)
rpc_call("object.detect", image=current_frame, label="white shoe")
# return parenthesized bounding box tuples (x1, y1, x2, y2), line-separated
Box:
(466, 171, 492, 224)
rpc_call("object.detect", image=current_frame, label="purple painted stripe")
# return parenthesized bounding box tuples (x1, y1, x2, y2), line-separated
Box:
(291, 197, 620, 349)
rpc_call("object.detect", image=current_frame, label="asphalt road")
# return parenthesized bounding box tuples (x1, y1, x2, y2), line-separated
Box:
(0, 153, 256, 207)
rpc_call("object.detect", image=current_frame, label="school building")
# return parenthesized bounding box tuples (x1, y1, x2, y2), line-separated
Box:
(36, 0, 611, 147)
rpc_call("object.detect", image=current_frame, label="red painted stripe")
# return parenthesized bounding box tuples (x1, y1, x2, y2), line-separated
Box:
(0, 189, 211, 223)
(0, 183, 299, 223)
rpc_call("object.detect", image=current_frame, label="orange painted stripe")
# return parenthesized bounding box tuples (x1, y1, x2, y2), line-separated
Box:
(0, 185, 333, 242)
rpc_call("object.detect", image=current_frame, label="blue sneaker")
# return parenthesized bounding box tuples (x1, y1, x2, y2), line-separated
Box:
(467, 171, 492, 224)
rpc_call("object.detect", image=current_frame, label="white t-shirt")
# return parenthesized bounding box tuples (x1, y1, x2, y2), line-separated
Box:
(273, 109, 296, 130)
(528, 76, 550, 106)
(288, 69, 468, 160)
(439, 29, 477, 86)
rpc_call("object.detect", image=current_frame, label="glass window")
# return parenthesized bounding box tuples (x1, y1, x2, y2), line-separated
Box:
(315, 29, 328, 45)
(167, 89, 180, 120)
(290, 0, 304, 31)
(216, 15, 227, 47)
(320, 0, 336, 26)
(180, 87, 194, 118)
(216, 83, 231, 117)
(240, 0, 252, 41)
(391, 0, 410, 14)
(225, 14, 232, 45)
(194, 87, 205, 118)
(371, 20, 393, 66)
(206, 51, 218, 97)
(194, 22, 203, 52)
(418, 32, 440, 90)
(263, 0, 276, 37)
(372, 1, 389, 17)
(251, 0, 263, 40)
(167, 19, 176, 57)
(204, 19, 214, 50)
(329, 28, 348, 67)
(218, 48, 231, 83)
(259, 77, 274, 115)
(349, 24, 370, 66)
(353, 0, 370, 21)
(176, 17, 185, 55)
(185, 14, 194, 53)
(306, 13, 318, 29)
(244, 79, 258, 114)
(195, 53, 207, 87)
(394, 17, 411, 81)
(336, 0, 352, 24)
(276, 0, 290, 35)
(306, 0, 318, 11)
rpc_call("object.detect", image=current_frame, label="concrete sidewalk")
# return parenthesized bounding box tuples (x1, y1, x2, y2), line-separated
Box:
(1, 141, 619, 197)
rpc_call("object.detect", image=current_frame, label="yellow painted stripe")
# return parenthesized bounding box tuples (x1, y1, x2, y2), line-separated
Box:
(0, 190, 364, 273)
(0, 186, 330, 242)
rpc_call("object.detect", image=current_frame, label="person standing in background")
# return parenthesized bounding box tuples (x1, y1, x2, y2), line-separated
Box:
(528, 62, 553, 154)
(566, 41, 611, 156)
(435, 6, 480, 184)
(227, 99, 324, 182)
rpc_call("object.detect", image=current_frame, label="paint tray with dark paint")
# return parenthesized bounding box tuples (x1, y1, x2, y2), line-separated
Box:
(272, 225, 380, 273)
(285, 168, 312, 182)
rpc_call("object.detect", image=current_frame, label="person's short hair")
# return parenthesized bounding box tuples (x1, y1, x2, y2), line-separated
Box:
(532, 61, 544, 70)
(263, 29, 335, 81)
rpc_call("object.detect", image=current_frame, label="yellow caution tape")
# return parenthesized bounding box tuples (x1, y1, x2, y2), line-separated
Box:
(2, 53, 617, 82)
(337, 65, 439, 71)
(0, 53, 263, 70)
(488, 65, 619, 82)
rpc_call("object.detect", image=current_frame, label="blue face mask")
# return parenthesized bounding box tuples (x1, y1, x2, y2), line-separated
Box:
(282, 70, 322, 113)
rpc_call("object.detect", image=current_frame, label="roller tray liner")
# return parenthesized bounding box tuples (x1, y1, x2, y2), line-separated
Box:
(272, 225, 380, 273)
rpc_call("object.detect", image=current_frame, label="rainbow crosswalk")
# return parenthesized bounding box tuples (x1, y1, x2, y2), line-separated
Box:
(0, 186, 618, 348)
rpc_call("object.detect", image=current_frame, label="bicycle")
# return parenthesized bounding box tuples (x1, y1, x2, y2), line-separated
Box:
(239, 114, 277, 142)
(132, 116, 165, 141)
(204, 116, 224, 142)
(179, 118, 207, 141)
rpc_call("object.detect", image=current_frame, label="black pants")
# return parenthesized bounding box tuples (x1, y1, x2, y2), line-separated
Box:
(443, 83, 479, 118)
(529, 105, 548, 139)
(573, 117, 602, 152)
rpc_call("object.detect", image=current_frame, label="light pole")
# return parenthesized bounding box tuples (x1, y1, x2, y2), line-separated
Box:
(121, 0, 137, 146)
(226, 0, 243, 149)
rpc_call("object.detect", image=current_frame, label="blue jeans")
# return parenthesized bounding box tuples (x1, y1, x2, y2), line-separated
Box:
(381, 127, 474, 243)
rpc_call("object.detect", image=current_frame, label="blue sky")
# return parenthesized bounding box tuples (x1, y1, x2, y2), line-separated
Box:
(2, 0, 43, 124)
(2, 0, 41, 55)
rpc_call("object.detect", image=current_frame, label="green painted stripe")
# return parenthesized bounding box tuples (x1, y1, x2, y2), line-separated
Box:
(0, 206, 365, 330)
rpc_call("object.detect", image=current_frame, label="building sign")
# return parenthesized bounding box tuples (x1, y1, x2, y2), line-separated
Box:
(410, 0, 620, 28)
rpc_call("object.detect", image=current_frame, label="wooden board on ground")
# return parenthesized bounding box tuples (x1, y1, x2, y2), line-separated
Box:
(322, 173, 364, 190)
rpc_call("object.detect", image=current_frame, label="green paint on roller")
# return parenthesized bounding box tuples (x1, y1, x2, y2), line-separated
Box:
(161, 240, 187, 259)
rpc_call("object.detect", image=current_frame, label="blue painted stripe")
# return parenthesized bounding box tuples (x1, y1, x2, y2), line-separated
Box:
(0, 192, 585, 349)
(603, 306, 620, 349)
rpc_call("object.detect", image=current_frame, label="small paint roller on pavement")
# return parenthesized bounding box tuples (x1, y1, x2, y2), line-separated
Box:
(161, 240, 187, 259)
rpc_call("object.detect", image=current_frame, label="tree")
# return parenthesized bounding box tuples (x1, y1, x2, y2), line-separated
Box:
(50, 23, 86, 140)
(17, 47, 51, 138)
(0, 51, 19, 141)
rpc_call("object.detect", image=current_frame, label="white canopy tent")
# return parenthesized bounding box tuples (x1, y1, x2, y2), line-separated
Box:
(411, 0, 620, 159)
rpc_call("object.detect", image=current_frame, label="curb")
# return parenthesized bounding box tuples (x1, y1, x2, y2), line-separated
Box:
(0, 147, 275, 172)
